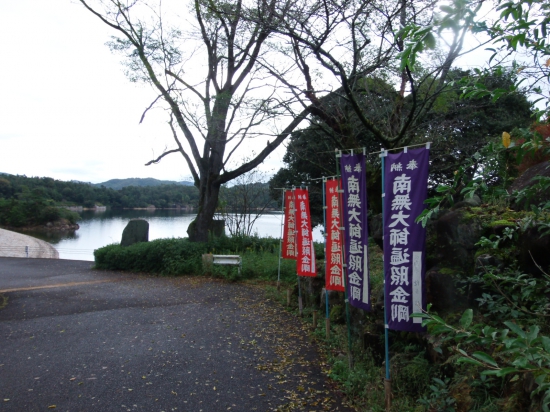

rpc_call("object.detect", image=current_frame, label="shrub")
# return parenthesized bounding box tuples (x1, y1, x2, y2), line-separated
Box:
(94, 235, 304, 281)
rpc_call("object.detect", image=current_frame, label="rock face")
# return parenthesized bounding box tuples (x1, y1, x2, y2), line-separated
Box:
(121, 219, 149, 247)
(509, 160, 550, 193)
(518, 227, 550, 276)
(509, 160, 550, 209)
(434, 210, 484, 272)
(425, 267, 466, 311)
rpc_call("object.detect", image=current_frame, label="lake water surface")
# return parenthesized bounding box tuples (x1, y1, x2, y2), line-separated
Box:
(23, 209, 323, 261)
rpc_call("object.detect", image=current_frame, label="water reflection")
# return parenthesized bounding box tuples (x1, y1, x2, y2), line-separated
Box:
(18, 209, 322, 262)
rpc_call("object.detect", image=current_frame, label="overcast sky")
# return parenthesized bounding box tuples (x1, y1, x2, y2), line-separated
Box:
(0, 0, 288, 184)
(0, 1, 507, 186)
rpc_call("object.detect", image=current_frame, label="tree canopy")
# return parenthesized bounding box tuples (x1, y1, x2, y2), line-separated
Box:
(79, 0, 313, 241)
(401, 0, 549, 118)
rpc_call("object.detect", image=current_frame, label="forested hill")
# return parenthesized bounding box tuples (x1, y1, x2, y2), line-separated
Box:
(0, 174, 200, 210)
(96, 178, 194, 190)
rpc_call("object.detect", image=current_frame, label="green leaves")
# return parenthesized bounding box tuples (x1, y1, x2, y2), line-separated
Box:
(398, 25, 437, 71)
(472, 351, 498, 368)
(459, 309, 473, 329)
(503, 321, 526, 339)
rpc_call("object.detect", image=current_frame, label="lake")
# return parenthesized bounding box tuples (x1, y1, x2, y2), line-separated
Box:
(22, 209, 323, 261)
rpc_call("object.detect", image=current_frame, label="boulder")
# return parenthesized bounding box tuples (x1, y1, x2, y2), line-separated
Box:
(425, 266, 467, 312)
(369, 213, 383, 250)
(121, 219, 149, 247)
(518, 227, 550, 276)
(451, 194, 482, 210)
(509, 161, 550, 209)
(435, 209, 484, 272)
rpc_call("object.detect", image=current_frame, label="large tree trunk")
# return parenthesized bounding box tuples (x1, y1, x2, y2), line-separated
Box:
(187, 179, 221, 242)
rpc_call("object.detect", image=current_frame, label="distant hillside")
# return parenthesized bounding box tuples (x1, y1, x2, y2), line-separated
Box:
(95, 178, 194, 190)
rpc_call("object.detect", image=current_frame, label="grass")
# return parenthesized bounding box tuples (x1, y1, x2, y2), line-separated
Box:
(0, 293, 8, 310)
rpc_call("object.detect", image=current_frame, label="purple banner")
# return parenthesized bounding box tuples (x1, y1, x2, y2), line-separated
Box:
(383, 147, 429, 332)
(340, 153, 371, 311)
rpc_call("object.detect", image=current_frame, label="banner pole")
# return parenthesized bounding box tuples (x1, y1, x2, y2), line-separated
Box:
(293, 188, 303, 317)
(335, 150, 353, 369)
(381, 150, 391, 411)
(298, 275, 303, 316)
(322, 177, 330, 339)
(277, 188, 286, 291)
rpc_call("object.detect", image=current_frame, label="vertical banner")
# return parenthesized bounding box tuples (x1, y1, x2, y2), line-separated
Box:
(295, 188, 317, 277)
(282, 190, 297, 259)
(325, 179, 345, 291)
(340, 154, 371, 311)
(383, 147, 429, 332)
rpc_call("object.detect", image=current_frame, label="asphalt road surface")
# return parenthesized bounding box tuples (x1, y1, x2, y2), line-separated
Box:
(0, 258, 353, 412)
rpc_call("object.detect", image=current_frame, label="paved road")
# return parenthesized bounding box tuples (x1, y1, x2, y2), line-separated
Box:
(0, 258, 352, 411)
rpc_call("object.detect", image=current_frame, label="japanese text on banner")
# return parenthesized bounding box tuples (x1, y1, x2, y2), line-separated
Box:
(295, 189, 316, 277)
(383, 147, 429, 332)
(282, 190, 297, 260)
(325, 179, 345, 292)
(340, 154, 371, 311)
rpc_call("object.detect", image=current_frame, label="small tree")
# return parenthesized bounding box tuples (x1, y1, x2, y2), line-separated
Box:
(217, 167, 275, 237)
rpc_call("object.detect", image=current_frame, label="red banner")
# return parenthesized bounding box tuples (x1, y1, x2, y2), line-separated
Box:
(282, 190, 297, 259)
(325, 179, 345, 291)
(295, 188, 316, 276)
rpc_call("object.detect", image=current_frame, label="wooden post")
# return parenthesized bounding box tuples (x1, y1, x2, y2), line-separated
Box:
(325, 318, 330, 339)
(313, 310, 318, 328)
(277, 280, 280, 291)
(384, 378, 392, 411)
(286, 289, 291, 307)
(202, 253, 213, 276)
(298, 296, 303, 317)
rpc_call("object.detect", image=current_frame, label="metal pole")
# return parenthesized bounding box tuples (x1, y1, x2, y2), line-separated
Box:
(336, 150, 353, 369)
(277, 188, 286, 291)
(298, 276, 303, 317)
(293, 188, 303, 317)
(381, 150, 391, 411)
(322, 177, 330, 338)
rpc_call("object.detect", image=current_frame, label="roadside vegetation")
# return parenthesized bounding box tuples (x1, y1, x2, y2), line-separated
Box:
(94, 126, 550, 410)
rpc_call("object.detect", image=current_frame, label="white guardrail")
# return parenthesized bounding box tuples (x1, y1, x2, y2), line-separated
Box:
(0, 246, 95, 259)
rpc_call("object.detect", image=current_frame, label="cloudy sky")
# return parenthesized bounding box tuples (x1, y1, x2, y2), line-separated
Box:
(0, 0, 288, 184)
(1, 1, 505, 186)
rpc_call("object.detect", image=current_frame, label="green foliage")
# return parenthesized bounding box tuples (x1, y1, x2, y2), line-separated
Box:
(513, 176, 550, 210)
(475, 226, 517, 249)
(94, 235, 301, 282)
(0, 195, 80, 228)
(417, 378, 457, 412)
(473, 262, 550, 321)
(0, 173, 200, 210)
(401, 0, 550, 118)
(392, 353, 434, 398)
(414, 306, 550, 411)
